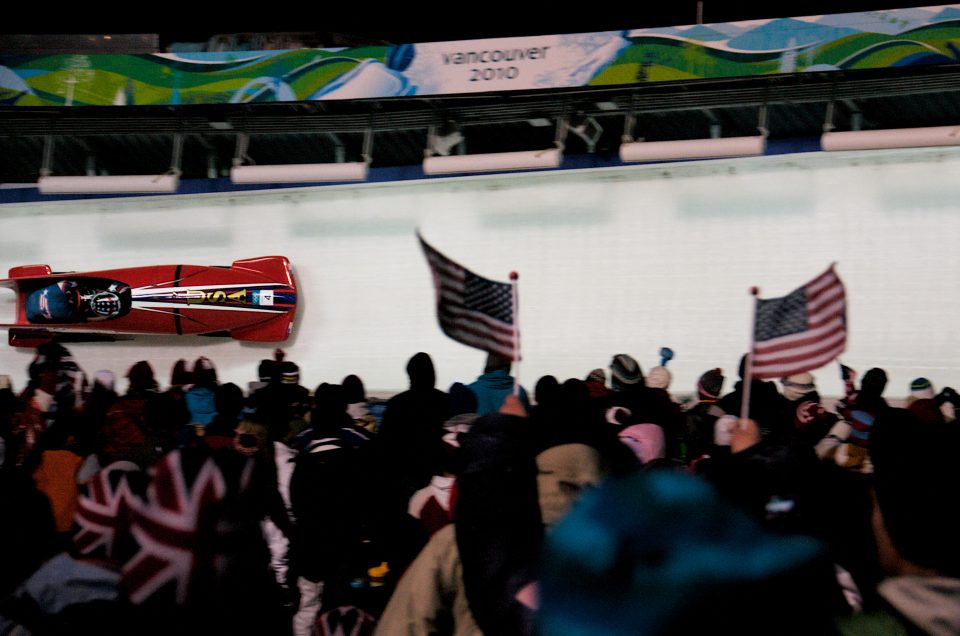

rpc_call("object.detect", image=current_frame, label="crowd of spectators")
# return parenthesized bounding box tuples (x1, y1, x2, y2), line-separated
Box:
(1, 342, 958, 635)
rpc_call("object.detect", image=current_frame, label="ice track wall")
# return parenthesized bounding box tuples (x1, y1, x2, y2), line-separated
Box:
(2, 146, 959, 399)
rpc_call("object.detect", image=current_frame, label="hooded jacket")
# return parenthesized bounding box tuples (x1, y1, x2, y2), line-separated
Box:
(468, 369, 529, 416)
(377, 353, 449, 494)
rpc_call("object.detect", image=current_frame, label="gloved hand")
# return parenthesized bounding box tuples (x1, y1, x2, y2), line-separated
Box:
(936, 386, 959, 407)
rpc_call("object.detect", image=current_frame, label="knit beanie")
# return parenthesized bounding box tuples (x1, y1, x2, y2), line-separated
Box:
(610, 354, 643, 387)
(585, 368, 606, 384)
(645, 366, 672, 390)
(781, 372, 816, 402)
(697, 368, 724, 400)
(584, 369, 609, 400)
(910, 377, 935, 401)
(281, 361, 300, 385)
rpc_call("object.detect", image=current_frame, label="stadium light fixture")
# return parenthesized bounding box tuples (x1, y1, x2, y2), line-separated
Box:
(619, 135, 767, 162)
(229, 131, 371, 184)
(423, 117, 565, 175)
(38, 174, 180, 194)
(423, 148, 563, 175)
(821, 125, 960, 151)
(230, 162, 369, 183)
(37, 134, 183, 195)
(618, 107, 768, 163)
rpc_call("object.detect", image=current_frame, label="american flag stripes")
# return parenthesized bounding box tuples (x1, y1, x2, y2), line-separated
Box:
(418, 234, 519, 360)
(751, 265, 846, 379)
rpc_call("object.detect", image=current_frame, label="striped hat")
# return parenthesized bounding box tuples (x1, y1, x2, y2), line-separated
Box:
(610, 354, 643, 386)
(910, 377, 934, 400)
(697, 368, 724, 400)
(281, 361, 300, 385)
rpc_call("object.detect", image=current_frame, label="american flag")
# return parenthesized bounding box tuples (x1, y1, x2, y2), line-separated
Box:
(751, 265, 846, 379)
(418, 233, 519, 360)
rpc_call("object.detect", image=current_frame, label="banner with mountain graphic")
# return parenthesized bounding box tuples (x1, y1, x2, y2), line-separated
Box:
(3, 5, 960, 107)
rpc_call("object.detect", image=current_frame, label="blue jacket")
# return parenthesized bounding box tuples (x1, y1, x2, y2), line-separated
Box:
(185, 386, 217, 425)
(468, 369, 530, 416)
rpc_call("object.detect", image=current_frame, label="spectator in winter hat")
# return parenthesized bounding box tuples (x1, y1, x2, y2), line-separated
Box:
(908, 377, 934, 401)
(905, 377, 946, 425)
(584, 369, 609, 400)
(684, 368, 727, 463)
(776, 372, 838, 446)
(280, 361, 300, 385)
(608, 355, 684, 460)
(781, 373, 816, 402)
(278, 361, 310, 426)
(610, 354, 643, 390)
(607, 354, 677, 438)
(697, 368, 724, 401)
(645, 366, 672, 391)
(607, 354, 643, 425)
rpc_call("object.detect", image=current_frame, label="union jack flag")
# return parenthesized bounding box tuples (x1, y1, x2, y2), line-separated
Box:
(121, 450, 235, 605)
(73, 464, 143, 560)
(317, 606, 378, 636)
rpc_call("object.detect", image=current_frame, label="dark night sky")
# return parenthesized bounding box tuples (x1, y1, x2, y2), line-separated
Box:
(9, 1, 927, 45)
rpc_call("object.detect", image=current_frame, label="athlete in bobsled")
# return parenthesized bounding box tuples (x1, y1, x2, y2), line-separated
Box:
(26, 280, 129, 323)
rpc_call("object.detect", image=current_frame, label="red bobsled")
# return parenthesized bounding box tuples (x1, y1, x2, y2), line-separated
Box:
(0, 256, 297, 347)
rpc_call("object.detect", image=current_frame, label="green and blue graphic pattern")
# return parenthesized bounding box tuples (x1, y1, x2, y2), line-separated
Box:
(2, 5, 959, 106)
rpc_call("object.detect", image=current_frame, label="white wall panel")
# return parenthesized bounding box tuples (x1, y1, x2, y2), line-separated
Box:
(2, 147, 959, 401)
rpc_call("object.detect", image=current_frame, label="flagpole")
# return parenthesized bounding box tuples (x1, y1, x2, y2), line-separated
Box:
(510, 271, 520, 396)
(740, 286, 760, 421)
